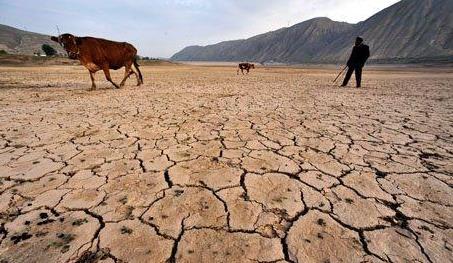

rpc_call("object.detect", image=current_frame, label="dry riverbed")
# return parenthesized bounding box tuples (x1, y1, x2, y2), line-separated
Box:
(0, 65, 452, 262)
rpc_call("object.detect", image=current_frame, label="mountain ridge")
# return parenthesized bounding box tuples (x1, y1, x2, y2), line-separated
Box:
(171, 0, 453, 63)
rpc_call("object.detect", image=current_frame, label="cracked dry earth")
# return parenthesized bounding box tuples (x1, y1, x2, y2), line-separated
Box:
(0, 65, 452, 263)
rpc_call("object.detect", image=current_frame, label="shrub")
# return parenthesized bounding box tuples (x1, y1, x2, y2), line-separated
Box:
(42, 44, 57, 56)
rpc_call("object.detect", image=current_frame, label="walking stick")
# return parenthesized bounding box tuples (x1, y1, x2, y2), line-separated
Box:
(333, 66, 347, 83)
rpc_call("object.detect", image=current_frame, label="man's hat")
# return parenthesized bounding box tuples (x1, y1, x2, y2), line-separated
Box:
(356, 37, 364, 43)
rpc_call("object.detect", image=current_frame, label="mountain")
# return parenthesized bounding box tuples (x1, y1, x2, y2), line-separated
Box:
(171, 0, 453, 63)
(0, 24, 64, 55)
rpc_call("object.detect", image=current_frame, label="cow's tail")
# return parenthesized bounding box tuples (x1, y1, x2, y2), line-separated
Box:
(133, 58, 144, 84)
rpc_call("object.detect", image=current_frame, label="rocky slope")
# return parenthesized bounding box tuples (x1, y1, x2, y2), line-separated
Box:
(0, 24, 63, 55)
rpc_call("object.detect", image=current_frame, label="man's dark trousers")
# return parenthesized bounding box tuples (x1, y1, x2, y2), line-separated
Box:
(342, 65, 363, 87)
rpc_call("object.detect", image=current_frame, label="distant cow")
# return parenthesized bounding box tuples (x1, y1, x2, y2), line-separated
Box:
(237, 63, 255, 75)
(51, 34, 143, 90)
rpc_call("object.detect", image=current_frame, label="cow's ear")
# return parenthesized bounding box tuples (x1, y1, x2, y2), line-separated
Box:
(75, 37, 82, 45)
(51, 36, 59, 42)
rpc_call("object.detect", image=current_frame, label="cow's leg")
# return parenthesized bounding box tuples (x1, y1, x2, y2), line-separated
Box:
(131, 63, 142, 86)
(241, 68, 245, 75)
(102, 67, 120, 89)
(120, 64, 134, 87)
(246, 68, 250, 74)
(89, 71, 96, 90)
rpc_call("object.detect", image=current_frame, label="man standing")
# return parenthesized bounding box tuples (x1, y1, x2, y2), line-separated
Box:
(341, 37, 370, 88)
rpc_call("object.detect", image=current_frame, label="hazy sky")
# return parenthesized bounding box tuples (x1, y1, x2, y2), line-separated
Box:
(0, 0, 400, 57)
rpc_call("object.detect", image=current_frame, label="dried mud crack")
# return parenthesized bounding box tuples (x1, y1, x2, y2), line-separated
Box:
(0, 65, 452, 262)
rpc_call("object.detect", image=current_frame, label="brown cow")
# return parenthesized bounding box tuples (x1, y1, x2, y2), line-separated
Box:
(237, 63, 255, 75)
(51, 33, 143, 90)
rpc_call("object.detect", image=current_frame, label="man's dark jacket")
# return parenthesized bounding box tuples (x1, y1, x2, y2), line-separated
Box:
(347, 44, 370, 67)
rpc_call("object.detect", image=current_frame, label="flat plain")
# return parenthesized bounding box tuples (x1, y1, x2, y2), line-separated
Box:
(0, 64, 452, 262)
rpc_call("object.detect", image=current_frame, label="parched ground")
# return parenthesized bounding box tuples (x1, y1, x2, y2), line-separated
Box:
(0, 65, 452, 263)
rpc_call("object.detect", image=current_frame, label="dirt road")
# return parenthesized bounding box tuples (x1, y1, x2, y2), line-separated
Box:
(0, 65, 452, 262)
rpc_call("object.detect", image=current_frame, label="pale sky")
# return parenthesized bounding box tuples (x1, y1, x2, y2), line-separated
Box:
(0, 0, 400, 57)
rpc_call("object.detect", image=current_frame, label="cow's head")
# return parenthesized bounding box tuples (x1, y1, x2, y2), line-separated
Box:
(250, 64, 255, 69)
(51, 34, 81, 59)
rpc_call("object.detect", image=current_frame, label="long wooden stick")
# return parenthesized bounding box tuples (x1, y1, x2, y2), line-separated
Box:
(333, 66, 347, 83)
